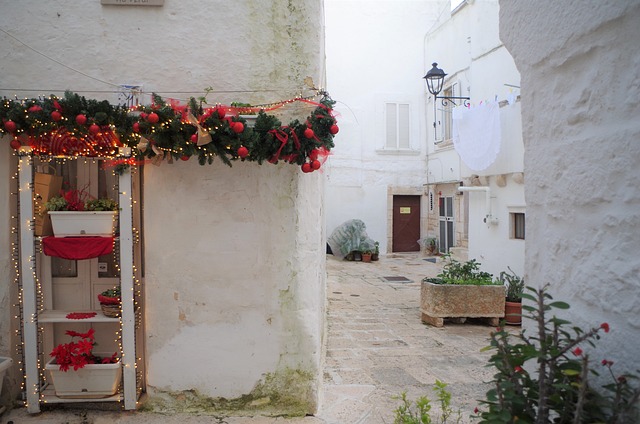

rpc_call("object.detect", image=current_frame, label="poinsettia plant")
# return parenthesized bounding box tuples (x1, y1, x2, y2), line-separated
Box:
(44, 187, 118, 212)
(49, 328, 118, 372)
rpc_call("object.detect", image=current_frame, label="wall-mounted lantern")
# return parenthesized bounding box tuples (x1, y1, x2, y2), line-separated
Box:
(423, 62, 470, 106)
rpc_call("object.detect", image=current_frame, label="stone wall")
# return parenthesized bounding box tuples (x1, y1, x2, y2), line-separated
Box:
(500, 0, 640, 372)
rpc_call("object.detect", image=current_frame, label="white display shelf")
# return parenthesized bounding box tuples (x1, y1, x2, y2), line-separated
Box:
(38, 310, 120, 323)
(40, 384, 122, 404)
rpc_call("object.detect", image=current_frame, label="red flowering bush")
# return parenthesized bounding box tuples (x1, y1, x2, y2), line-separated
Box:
(49, 328, 118, 372)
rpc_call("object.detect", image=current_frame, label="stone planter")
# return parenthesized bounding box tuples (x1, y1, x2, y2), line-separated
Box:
(45, 355, 121, 398)
(420, 281, 505, 327)
(49, 211, 116, 237)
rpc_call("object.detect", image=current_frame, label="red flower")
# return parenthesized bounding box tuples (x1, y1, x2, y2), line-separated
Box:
(600, 322, 610, 333)
(514, 366, 525, 373)
(474, 407, 479, 414)
(572, 347, 583, 357)
(602, 359, 614, 367)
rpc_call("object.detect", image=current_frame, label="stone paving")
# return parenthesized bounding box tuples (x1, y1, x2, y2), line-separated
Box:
(2, 253, 501, 424)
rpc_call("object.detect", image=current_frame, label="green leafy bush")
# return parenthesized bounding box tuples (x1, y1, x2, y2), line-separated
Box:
(423, 256, 496, 286)
(394, 380, 461, 424)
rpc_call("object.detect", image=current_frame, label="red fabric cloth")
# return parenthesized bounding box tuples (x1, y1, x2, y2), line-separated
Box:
(42, 236, 114, 260)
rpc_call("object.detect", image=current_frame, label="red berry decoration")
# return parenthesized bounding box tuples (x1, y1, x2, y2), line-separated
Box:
(216, 107, 226, 119)
(309, 149, 319, 161)
(311, 159, 321, 170)
(237, 146, 249, 159)
(301, 163, 312, 173)
(180, 155, 190, 161)
(132, 122, 140, 133)
(232, 122, 244, 134)
(140, 112, 147, 120)
(28, 105, 42, 113)
(75, 114, 87, 125)
(4, 120, 17, 133)
(330, 124, 339, 135)
(147, 112, 159, 124)
(304, 128, 315, 139)
(89, 124, 100, 135)
(10, 138, 21, 150)
(51, 111, 62, 122)
(190, 134, 198, 144)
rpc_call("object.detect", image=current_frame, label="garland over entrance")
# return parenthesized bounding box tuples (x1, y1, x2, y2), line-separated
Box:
(1, 90, 339, 172)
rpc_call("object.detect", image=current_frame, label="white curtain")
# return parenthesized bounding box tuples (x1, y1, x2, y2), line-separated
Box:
(452, 101, 501, 171)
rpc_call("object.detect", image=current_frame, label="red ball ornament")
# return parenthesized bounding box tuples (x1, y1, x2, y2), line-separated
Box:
(190, 134, 198, 144)
(232, 122, 244, 134)
(75, 114, 87, 125)
(4, 120, 17, 133)
(330, 124, 339, 135)
(311, 159, 321, 170)
(301, 163, 312, 173)
(51, 111, 62, 122)
(237, 146, 249, 159)
(216, 107, 226, 119)
(28, 105, 42, 113)
(147, 112, 159, 124)
(10, 138, 21, 150)
(304, 128, 315, 139)
(132, 122, 140, 133)
(140, 112, 148, 120)
(180, 155, 190, 161)
(309, 149, 319, 161)
(89, 124, 100, 135)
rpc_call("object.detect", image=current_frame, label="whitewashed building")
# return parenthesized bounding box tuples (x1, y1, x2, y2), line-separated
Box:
(422, 0, 524, 278)
(500, 0, 640, 377)
(0, 0, 328, 415)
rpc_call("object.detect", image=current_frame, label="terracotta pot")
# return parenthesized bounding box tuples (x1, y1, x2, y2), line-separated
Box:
(504, 301, 522, 325)
(362, 253, 372, 263)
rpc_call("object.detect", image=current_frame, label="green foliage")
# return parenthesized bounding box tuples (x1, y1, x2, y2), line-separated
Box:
(393, 381, 461, 424)
(423, 256, 496, 286)
(100, 286, 120, 298)
(43, 195, 68, 211)
(496, 267, 524, 302)
(476, 284, 640, 423)
(0, 90, 339, 170)
(85, 198, 118, 211)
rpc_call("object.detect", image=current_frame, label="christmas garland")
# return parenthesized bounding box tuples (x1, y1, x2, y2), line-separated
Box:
(0, 90, 339, 172)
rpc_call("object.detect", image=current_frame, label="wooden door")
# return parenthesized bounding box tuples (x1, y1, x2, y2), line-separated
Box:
(392, 195, 421, 252)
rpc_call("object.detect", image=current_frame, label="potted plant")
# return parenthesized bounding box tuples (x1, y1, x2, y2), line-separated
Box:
(497, 266, 524, 325)
(45, 188, 118, 237)
(426, 237, 438, 255)
(98, 286, 121, 318)
(372, 241, 380, 261)
(420, 256, 505, 327)
(362, 250, 373, 263)
(46, 328, 121, 398)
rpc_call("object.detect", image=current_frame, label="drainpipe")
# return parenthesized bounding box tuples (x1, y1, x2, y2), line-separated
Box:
(458, 186, 498, 226)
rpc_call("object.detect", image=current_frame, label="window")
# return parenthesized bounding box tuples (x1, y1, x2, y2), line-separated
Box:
(511, 212, 525, 239)
(385, 102, 410, 149)
(436, 83, 458, 143)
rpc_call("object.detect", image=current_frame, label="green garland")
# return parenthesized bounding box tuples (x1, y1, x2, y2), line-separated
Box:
(0, 91, 338, 171)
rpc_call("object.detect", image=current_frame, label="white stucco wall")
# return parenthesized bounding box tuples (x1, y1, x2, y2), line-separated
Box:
(324, 0, 447, 252)
(500, 0, 640, 373)
(0, 0, 326, 413)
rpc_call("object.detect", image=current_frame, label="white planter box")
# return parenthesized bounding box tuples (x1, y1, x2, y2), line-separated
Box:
(49, 211, 116, 237)
(45, 355, 121, 398)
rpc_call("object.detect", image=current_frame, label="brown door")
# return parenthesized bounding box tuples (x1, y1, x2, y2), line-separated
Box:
(392, 195, 421, 252)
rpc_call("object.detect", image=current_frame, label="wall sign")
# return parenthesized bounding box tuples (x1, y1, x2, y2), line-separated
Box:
(101, 0, 164, 5)
(400, 207, 411, 214)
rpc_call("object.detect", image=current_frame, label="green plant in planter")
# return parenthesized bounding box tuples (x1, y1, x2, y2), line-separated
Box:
(85, 198, 119, 211)
(423, 256, 496, 286)
(497, 266, 524, 302)
(477, 284, 640, 423)
(45, 188, 118, 212)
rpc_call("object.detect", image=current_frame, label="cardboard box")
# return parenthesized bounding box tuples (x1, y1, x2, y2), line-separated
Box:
(34, 172, 63, 236)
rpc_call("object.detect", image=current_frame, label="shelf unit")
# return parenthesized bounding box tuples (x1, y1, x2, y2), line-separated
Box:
(17, 149, 139, 413)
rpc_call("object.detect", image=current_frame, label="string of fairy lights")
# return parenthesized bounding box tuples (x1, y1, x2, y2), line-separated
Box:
(11, 154, 144, 407)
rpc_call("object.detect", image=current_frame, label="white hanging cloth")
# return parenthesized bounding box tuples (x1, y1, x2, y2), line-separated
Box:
(452, 101, 501, 171)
